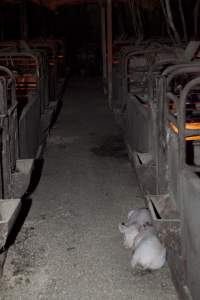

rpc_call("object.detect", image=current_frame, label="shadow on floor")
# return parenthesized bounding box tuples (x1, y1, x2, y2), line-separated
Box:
(2, 158, 44, 254)
(4, 197, 32, 250)
(25, 159, 44, 198)
(50, 74, 70, 128)
(50, 100, 63, 128)
(91, 135, 128, 159)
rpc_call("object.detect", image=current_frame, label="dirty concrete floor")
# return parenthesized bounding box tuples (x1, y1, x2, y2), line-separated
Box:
(0, 79, 178, 300)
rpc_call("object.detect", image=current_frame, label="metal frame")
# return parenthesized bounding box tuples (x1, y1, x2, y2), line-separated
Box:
(112, 40, 200, 300)
(0, 68, 18, 198)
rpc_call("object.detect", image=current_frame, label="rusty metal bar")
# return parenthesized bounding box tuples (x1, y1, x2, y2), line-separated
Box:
(106, 0, 113, 108)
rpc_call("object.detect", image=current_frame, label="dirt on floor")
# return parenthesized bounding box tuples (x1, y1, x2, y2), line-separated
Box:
(0, 79, 178, 300)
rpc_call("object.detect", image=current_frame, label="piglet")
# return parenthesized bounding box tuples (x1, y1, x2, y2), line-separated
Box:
(119, 208, 166, 270)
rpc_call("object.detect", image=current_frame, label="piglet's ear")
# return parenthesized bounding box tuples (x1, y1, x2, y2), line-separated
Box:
(128, 210, 135, 218)
(118, 223, 127, 233)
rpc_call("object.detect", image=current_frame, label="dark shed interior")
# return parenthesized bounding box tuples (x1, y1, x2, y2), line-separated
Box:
(0, 1, 200, 300)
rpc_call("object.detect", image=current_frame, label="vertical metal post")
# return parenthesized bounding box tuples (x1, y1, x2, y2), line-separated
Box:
(107, 0, 113, 108)
(100, 2, 107, 94)
(20, 0, 28, 40)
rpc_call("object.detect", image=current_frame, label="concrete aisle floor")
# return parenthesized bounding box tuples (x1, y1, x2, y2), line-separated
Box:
(0, 79, 178, 300)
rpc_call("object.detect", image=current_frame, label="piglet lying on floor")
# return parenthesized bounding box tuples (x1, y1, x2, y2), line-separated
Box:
(119, 208, 166, 270)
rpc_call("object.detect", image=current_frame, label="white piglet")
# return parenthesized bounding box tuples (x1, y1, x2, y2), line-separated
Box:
(119, 208, 166, 271)
(126, 208, 153, 228)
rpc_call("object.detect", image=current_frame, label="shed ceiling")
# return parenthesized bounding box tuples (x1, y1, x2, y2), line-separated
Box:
(3, 0, 108, 10)
(2, 0, 160, 10)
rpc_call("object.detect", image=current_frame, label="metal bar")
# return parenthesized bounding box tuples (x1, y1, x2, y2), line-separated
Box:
(179, 77, 200, 168)
(163, 63, 200, 77)
(166, 92, 178, 108)
(107, 0, 113, 108)
(167, 66, 200, 86)
(168, 114, 178, 127)
(185, 129, 200, 137)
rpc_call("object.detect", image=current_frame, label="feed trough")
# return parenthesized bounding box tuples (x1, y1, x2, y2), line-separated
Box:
(0, 199, 21, 250)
